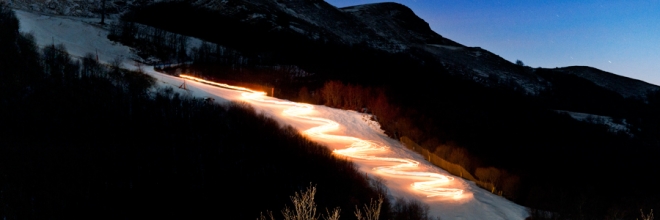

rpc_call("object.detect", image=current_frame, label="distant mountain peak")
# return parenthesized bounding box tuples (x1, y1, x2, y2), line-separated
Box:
(341, 2, 461, 47)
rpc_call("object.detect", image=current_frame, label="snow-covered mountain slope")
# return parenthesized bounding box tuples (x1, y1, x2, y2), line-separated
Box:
(7, 0, 131, 18)
(15, 10, 132, 61)
(15, 9, 528, 219)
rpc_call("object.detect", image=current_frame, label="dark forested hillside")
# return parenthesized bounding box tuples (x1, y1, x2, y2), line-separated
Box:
(0, 5, 428, 219)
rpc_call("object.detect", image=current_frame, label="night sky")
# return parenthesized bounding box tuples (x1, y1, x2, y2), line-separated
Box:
(326, 0, 660, 86)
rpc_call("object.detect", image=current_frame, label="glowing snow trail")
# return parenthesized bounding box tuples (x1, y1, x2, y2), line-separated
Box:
(180, 74, 463, 197)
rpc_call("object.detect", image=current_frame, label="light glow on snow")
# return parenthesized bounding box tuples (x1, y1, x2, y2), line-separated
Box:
(180, 74, 463, 198)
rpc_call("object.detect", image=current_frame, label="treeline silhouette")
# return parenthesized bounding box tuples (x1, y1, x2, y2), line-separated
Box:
(108, 19, 189, 63)
(109, 1, 660, 218)
(0, 5, 442, 219)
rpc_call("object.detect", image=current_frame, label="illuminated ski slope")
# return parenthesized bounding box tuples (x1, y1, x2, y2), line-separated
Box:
(181, 74, 464, 198)
(15, 10, 528, 219)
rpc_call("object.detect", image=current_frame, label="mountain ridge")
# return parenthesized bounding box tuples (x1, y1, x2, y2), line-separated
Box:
(8, 0, 659, 98)
(551, 65, 659, 98)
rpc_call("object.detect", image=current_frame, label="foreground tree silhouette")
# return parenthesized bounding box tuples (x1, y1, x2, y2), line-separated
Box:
(354, 196, 383, 220)
(639, 209, 654, 220)
(258, 184, 382, 220)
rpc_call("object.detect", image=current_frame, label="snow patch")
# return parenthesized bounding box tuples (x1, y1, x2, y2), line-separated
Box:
(249, 13, 266, 20)
(557, 110, 631, 134)
(429, 44, 461, 51)
(288, 24, 306, 34)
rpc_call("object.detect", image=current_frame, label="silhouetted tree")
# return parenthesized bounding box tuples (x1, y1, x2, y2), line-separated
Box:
(100, 0, 106, 25)
(390, 197, 432, 220)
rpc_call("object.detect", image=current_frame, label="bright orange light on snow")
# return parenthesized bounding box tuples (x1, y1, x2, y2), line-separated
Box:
(179, 74, 463, 198)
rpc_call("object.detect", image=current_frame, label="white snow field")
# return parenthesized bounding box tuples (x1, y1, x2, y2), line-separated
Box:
(15, 10, 528, 220)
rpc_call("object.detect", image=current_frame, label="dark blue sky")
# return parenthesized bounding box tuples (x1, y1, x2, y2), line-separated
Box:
(326, 0, 660, 86)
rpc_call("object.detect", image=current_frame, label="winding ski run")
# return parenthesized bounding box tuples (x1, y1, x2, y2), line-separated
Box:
(180, 74, 463, 198)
